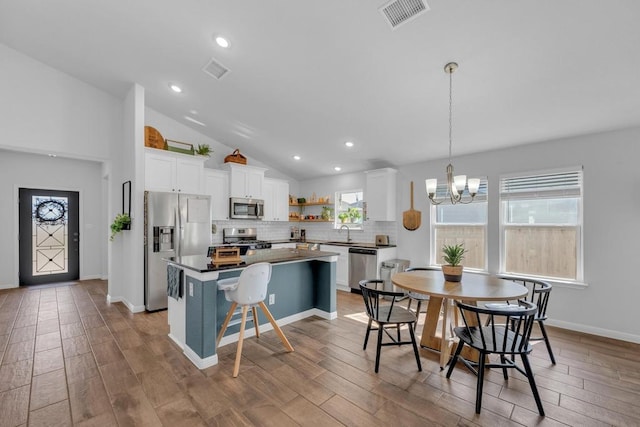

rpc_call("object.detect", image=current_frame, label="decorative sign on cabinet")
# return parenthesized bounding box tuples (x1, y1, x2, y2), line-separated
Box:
(365, 168, 397, 221)
(263, 178, 290, 222)
(225, 163, 266, 199)
(144, 149, 205, 194)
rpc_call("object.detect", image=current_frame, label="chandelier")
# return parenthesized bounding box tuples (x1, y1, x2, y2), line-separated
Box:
(425, 62, 480, 205)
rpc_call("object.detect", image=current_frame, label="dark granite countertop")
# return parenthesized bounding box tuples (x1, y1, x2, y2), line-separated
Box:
(166, 248, 339, 273)
(269, 239, 396, 249)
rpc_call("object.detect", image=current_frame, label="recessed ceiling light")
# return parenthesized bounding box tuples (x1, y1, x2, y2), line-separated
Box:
(293, 155, 301, 160)
(215, 36, 229, 48)
(48, 154, 57, 158)
(334, 166, 342, 172)
(189, 109, 198, 115)
(169, 84, 182, 93)
(345, 141, 354, 148)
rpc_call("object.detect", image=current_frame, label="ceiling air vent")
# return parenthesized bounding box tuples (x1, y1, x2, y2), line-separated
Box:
(202, 57, 229, 80)
(379, 0, 429, 29)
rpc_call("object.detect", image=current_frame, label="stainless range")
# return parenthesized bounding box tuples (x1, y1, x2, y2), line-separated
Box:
(216, 227, 272, 255)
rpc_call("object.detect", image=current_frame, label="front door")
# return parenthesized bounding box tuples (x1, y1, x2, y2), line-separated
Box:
(18, 188, 80, 285)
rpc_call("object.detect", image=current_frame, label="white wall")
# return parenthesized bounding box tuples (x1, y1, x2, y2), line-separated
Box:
(106, 84, 145, 311)
(298, 171, 398, 245)
(0, 151, 104, 287)
(0, 43, 121, 161)
(0, 42, 122, 289)
(396, 126, 640, 342)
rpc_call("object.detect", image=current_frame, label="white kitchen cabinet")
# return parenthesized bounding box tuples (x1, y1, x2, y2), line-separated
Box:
(263, 178, 289, 221)
(145, 149, 205, 194)
(365, 168, 397, 221)
(225, 163, 266, 199)
(321, 244, 349, 288)
(204, 169, 230, 220)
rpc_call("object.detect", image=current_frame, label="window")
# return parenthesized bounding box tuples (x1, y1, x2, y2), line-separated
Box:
(335, 190, 363, 229)
(500, 168, 583, 281)
(431, 180, 488, 270)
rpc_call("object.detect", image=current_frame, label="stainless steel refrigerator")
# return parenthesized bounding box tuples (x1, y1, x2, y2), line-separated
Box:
(144, 191, 211, 311)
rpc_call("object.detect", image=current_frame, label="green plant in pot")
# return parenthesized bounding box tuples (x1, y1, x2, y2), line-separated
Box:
(195, 144, 212, 157)
(110, 213, 131, 241)
(441, 243, 467, 282)
(338, 212, 349, 223)
(321, 206, 333, 220)
(348, 207, 362, 223)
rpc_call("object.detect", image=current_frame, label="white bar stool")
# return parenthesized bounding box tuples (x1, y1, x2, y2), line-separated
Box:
(216, 262, 294, 377)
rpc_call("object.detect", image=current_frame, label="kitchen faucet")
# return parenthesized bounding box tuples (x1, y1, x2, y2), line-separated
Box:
(339, 224, 352, 243)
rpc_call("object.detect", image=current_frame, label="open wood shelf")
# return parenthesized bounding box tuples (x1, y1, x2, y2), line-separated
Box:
(289, 201, 331, 206)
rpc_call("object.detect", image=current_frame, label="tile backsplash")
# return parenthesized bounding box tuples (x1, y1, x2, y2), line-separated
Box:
(211, 220, 397, 245)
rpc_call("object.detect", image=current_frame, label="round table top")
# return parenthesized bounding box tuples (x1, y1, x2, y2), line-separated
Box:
(392, 270, 528, 301)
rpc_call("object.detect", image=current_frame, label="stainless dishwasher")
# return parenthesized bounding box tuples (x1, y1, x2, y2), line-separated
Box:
(348, 247, 378, 292)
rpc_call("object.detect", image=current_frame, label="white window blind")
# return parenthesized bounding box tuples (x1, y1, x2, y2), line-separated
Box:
(500, 170, 582, 200)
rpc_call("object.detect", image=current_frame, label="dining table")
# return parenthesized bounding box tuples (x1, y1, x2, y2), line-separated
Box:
(391, 269, 529, 368)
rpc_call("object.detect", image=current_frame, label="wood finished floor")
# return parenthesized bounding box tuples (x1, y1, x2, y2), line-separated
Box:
(1, 280, 639, 426)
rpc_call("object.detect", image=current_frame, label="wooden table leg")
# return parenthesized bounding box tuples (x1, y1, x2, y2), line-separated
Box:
(420, 296, 444, 349)
(418, 296, 469, 368)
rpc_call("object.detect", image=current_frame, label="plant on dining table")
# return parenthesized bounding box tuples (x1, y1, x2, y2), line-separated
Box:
(441, 243, 467, 282)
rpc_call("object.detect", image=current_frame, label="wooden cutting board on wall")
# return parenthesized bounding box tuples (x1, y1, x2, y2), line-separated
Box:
(403, 181, 421, 231)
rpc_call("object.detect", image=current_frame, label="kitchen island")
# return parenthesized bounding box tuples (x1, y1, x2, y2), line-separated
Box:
(165, 248, 338, 369)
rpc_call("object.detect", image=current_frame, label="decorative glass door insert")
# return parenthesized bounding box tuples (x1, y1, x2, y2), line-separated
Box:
(19, 188, 79, 285)
(32, 196, 69, 276)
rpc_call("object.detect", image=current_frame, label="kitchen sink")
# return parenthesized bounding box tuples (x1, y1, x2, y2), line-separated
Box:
(324, 241, 356, 246)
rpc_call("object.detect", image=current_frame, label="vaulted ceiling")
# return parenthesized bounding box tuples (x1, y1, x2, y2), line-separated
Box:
(1, 0, 639, 180)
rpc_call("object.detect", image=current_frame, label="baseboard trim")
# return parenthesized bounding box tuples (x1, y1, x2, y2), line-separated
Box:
(547, 319, 640, 344)
(0, 283, 18, 290)
(168, 333, 185, 350)
(106, 295, 145, 313)
(183, 345, 218, 369)
(218, 308, 336, 348)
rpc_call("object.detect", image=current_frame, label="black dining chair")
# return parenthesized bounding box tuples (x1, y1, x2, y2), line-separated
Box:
(488, 278, 555, 364)
(359, 280, 422, 373)
(446, 300, 545, 416)
(404, 267, 439, 317)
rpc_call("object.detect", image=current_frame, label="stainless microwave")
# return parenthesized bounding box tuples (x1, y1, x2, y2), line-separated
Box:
(229, 197, 264, 220)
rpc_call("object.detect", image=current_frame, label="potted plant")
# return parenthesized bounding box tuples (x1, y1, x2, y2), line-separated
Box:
(195, 144, 212, 157)
(321, 206, 333, 220)
(338, 212, 349, 223)
(110, 213, 131, 241)
(348, 207, 362, 224)
(441, 243, 467, 282)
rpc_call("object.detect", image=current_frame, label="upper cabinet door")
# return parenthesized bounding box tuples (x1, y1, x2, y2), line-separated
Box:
(204, 169, 229, 220)
(176, 157, 204, 194)
(263, 178, 289, 221)
(226, 163, 266, 199)
(365, 168, 397, 221)
(145, 149, 205, 193)
(145, 151, 178, 192)
(246, 169, 264, 199)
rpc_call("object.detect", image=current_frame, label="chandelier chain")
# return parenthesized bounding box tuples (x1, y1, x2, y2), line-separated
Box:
(448, 66, 453, 162)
